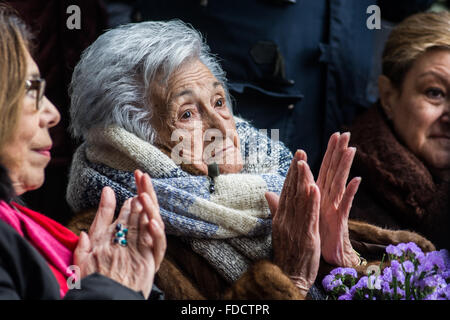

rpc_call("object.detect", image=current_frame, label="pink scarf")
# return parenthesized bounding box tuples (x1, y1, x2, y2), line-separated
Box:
(0, 201, 78, 298)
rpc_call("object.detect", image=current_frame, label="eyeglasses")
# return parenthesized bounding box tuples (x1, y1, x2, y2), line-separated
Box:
(25, 78, 46, 110)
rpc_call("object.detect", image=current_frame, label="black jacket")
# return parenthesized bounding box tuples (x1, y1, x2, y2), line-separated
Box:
(0, 218, 160, 299)
(0, 164, 163, 300)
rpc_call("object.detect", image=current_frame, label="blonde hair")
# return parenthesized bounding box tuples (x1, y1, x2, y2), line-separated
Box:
(0, 5, 32, 154)
(382, 11, 450, 89)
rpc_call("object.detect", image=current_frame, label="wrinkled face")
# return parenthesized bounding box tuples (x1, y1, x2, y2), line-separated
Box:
(384, 49, 450, 172)
(1, 50, 60, 195)
(152, 59, 243, 175)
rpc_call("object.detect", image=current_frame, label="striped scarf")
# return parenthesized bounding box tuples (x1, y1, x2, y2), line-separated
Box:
(67, 118, 292, 282)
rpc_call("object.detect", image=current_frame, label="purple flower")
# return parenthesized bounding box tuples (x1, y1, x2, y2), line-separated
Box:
(424, 288, 447, 301)
(355, 276, 369, 290)
(396, 288, 405, 299)
(443, 285, 450, 299)
(437, 249, 450, 269)
(424, 292, 438, 300)
(402, 261, 415, 273)
(390, 260, 405, 283)
(404, 242, 424, 259)
(382, 267, 393, 283)
(332, 278, 343, 289)
(386, 244, 403, 257)
(368, 275, 382, 290)
(322, 275, 344, 291)
(330, 267, 357, 278)
(382, 281, 392, 295)
(338, 293, 353, 300)
(417, 274, 446, 291)
(397, 243, 407, 252)
(323, 244, 449, 300)
(442, 270, 450, 282)
(418, 251, 446, 274)
(322, 275, 335, 291)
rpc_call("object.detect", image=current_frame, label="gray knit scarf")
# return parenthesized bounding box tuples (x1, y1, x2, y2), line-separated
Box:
(67, 118, 293, 283)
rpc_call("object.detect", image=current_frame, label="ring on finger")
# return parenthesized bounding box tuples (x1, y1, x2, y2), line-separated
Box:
(113, 223, 128, 247)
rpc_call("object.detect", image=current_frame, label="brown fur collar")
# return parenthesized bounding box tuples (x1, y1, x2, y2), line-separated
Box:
(67, 209, 436, 299)
(349, 106, 449, 248)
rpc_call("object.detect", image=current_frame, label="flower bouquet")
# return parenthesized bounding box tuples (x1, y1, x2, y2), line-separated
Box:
(322, 242, 449, 300)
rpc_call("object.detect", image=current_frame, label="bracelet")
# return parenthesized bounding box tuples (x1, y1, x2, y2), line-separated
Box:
(353, 248, 367, 266)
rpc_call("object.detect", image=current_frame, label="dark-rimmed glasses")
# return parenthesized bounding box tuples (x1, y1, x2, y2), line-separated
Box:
(25, 78, 46, 110)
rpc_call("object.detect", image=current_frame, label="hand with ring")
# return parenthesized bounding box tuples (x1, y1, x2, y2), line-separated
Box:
(73, 170, 166, 299)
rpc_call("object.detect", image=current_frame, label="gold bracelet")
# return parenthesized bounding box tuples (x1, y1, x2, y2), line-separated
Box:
(353, 248, 367, 266)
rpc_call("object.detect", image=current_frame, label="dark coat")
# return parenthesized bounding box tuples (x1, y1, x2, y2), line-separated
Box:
(0, 218, 147, 300)
(133, 0, 435, 173)
(348, 106, 450, 250)
(0, 164, 163, 300)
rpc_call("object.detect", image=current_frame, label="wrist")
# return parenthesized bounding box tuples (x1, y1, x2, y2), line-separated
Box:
(350, 249, 367, 267)
(288, 275, 311, 297)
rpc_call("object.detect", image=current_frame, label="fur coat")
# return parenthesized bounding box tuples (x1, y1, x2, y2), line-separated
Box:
(348, 106, 449, 249)
(64, 115, 437, 299)
(68, 206, 435, 300)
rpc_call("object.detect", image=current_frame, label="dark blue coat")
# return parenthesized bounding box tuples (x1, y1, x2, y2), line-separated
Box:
(135, 0, 434, 173)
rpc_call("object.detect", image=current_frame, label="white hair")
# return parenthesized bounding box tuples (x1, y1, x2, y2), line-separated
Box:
(69, 19, 231, 142)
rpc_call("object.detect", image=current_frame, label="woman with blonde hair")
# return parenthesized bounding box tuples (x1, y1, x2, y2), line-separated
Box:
(349, 11, 450, 249)
(0, 5, 166, 299)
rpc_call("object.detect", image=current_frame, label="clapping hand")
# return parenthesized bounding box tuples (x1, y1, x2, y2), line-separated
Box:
(74, 170, 166, 299)
(265, 150, 321, 297)
(316, 132, 361, 267)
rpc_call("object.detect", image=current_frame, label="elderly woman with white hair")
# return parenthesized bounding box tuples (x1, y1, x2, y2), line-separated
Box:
(66, 20, 433, 299)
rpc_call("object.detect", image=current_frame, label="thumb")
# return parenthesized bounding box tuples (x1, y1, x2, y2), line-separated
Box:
(89, 187, 116, 241)
(74, 231, 91, 265)
(265, 191, 280, 218)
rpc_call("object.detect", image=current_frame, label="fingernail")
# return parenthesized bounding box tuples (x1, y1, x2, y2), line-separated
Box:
(80, 231, 88, 242)
(132, 199, 143, 212)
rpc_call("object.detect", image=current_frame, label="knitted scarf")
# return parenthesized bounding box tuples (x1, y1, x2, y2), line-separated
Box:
(67, 118, 292, 283)
(349, 106, 450, 249)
